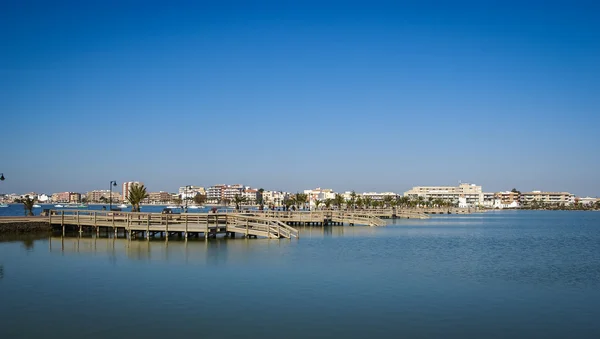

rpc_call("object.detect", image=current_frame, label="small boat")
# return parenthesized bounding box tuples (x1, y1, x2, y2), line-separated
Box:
(166, 205, 178, 209)
(0, 203, 8, 208)
(118, 204, 128, 208)
(54, 204, 64, 208)
(33, 204, 41, 208)
(188, 205, 199, 209)
(76, 204, 87, 208)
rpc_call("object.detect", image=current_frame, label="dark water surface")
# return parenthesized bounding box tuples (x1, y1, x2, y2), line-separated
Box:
(1, 211, 600, 338)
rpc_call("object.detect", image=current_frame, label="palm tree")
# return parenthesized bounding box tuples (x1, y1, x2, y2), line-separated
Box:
(128, 183, 149, 212)
(334, 194, 345, 210)
(363, 196, 373, 209)
(355, 196, 364, 209)
(383, 195, 394, 208)
(314, 199, 323, 210)
(193, 194, 207, 205)
(257, 188, 265, 210)
(232, 194, 247, 211)
(324, 198, 333, 209)
(99, 196, 107, 204)
(283, 196, 294, 210)
(396, 196, 410, 208)
(348, 191, 357, 210)
(294, 193, 308, 210)
(20, 195, 37, 216)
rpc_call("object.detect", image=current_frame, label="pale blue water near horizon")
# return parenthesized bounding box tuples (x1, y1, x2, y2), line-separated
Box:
(1, 211, 600, 338)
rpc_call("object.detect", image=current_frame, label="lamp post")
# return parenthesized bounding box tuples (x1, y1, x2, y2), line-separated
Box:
(185, 185, 191, 213)
(0, 174, 4, 206)
(109, 180, 117, 211)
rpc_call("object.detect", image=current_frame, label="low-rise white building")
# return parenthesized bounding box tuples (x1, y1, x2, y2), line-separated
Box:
(361, 192, 398, 201)
(304, 188, 336, 207)
(521, 191, 574, 206)
(577, 197, 598, 206)
(404, 183, 484, 207)
(262, 190, 289, 207)
(242, 188, 258, 204)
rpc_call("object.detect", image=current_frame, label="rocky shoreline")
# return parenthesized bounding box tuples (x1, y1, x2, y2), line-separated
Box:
(0, 222, 52, 234)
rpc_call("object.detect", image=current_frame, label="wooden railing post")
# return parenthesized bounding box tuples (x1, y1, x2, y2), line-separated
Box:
(185, 214, 188, 239)
(165, 214, 169, 239)
(61, 211, 65, 236)
(146, 214, 150, 239)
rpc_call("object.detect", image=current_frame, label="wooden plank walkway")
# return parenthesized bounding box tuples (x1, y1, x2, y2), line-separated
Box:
(48, 210, 300, 239)
(44, 209, 393, 239)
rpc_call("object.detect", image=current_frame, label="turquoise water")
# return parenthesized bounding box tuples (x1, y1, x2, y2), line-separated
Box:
(1, 211, 600, 338)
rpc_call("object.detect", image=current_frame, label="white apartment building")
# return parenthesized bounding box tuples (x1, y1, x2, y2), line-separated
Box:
(242, 188, 258, 203)
(577, 197, 598, 206)
(178, 186, 205, 200)
(262, 190, 289, 207)
(207, 184, 226, 202)
(404, 183, 484, 207)
(361, 192, 398, 201)
(122, 181, 143, 202)
(521, 191, 575, 206)
(178, 186, 205, 196)
(223, 184, 244, 201)
(304, 188, 336, 207)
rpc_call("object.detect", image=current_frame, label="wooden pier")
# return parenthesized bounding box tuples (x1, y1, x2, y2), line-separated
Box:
(45, 209, 400, 239)
(49, 210, 299, 239)
(1, 207, 442, 238)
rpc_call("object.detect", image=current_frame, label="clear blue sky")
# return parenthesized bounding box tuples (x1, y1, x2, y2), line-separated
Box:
(1, 0, 599, 196)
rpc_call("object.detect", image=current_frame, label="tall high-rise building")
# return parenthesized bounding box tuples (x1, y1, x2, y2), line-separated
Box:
(122, 181, 143, 202)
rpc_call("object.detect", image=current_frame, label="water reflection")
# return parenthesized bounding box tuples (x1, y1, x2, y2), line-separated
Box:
(46, 224, 375, 265)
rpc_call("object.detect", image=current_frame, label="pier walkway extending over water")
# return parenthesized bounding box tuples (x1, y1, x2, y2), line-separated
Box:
(49, 210, 299, 239)
(46, 209, 391, 239)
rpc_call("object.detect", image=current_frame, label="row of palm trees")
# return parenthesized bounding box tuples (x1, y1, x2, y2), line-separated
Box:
(280, 191, 457, 211)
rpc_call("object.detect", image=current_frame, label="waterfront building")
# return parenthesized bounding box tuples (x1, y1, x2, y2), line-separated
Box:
(304, 188, 335, 207)
(51, 192, 71, 203)
(404, 183, 484, 206)
(37, 194, 51, 203)
(521, 191, 575, 206)
(86, 190, 122, 203)
(69, 193, 81, 203)
(146, 191, 172, 204)
(122, 181, 143, 202)
(482, 192, 495, 208)
(361, 192, 398, 201)
(207, 184, 226, 203)
(223, 184, 244, 201)
(262, 190, 289, 207)
(178, 186, 205, 201)
(179, 186, 205, 201)
(242, 188, 258, 204)
(577, 197, 599, 206)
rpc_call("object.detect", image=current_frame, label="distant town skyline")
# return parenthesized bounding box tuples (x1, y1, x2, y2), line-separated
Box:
(2, 1, 599, 196)
(0, 177, 595, 198)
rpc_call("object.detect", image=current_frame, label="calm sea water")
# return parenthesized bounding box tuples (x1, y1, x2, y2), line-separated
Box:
(1, 211, 600, 338)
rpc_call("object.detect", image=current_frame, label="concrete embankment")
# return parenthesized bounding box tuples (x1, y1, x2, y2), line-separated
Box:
(0, 221, 51, 234)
